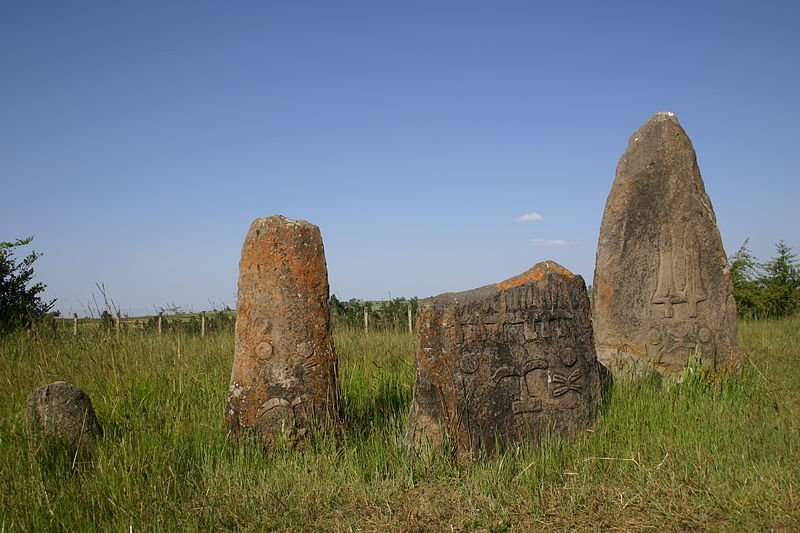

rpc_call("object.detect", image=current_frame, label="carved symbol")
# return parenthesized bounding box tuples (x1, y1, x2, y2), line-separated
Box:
(645, 323, 714, 364)
(256, 342, 273, 359)
(551, 368, 582, 397)
(258, 397, 290, 416)
(652, 230, 707, 318)
(459, 352, 481, 374)
(684, 239, 707, 318)
(559, 348, 577, 367)
(493, 360, 547, 414)
(257, 396, 304, 434)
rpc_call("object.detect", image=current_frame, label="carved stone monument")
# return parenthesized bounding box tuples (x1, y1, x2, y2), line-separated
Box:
(593, 112, 743, 377)
(405, 261, 601, 456)
(28, 381, 103, 448)
(226, 215, 339, 448)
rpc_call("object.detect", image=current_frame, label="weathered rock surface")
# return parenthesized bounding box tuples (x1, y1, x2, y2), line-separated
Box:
(406, 261, 601, 456)
(27, 381, 103, 448)
(593, 112, 742, 377)
(226, 215, 339, 448)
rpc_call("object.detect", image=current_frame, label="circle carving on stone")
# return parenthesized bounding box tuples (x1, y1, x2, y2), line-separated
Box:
(258, 398, 294, 433)
(459, 352, 481, 374)
(256, 342, 273, 359)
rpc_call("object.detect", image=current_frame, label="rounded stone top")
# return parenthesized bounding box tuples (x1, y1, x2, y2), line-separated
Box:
(251, 215, 314, 229)
(245, 216, 323, 243)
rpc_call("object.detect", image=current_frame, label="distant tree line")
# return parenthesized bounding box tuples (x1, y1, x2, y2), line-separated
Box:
(329, 294, 419, 332)
(730, 240, 799, 319)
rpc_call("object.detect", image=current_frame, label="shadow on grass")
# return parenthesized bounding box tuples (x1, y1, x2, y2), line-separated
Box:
(340, 378, 411, 436)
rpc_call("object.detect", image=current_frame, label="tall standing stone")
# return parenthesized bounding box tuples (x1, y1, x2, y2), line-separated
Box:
(593, 112, 742, 377)
(226, 215, 339, 448)
(406, 261, 601, 456)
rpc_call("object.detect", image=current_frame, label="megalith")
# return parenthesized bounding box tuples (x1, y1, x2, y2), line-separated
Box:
(226, 215, 339, 448)
(593, 112, 742, 377)
(28, 381, 103, 448)
(405, 261, 601, 456)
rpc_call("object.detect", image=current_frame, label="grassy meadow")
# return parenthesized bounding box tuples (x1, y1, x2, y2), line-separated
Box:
(1, 318, 798, 531)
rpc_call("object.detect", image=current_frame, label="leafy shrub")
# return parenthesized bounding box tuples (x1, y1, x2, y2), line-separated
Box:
(730, 239, 800, 318)
(0, 237, 55, 333)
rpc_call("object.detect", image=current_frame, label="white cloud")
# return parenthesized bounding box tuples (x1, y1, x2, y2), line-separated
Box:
(515, 212, 544, 222)
(531, 238, 575, 247)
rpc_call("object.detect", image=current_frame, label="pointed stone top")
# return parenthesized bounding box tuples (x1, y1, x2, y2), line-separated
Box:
(624, 111, 692, 158)
(633, 111, 681, 133)
(496, 260, 574, 291)
(653, 110, 677, 119)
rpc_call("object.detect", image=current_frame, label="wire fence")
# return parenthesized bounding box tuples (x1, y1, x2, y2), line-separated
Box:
(44, 299, 419, 338)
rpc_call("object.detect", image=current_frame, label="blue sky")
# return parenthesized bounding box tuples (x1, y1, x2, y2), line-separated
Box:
(2, 1, 798, 316)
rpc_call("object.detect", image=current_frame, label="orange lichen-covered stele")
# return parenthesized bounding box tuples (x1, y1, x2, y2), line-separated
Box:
(226, 215, 339, 449)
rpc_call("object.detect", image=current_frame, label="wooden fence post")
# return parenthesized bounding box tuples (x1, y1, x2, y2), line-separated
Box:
(73, 313, 78, 337)
(158, 312, 163, 336)
(364, 308, 369, 334)
(407, 304, 413, 334)
(201, 311, 206, 339)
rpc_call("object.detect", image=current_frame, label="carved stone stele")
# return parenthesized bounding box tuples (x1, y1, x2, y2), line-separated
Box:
(226, 215, 339, 448)
(593, 112, 743, 377)
(405, 261, 601, 456)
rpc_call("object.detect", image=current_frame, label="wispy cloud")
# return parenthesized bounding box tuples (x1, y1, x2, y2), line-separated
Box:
(531, 238, 575, 247)
(515, 212, 544, 223)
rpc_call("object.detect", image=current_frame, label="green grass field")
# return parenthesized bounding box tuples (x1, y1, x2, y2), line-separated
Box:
(1, 318, 798, 531)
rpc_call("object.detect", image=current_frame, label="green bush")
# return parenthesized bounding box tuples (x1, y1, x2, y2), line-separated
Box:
(0, 236, 55, 333)
(730, 239, 800, 318)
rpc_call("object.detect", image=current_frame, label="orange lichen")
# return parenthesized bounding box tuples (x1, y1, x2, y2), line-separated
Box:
(228, 215, 339, 445)
(496, 269, 543, 290)
(496, 261, 573, 291)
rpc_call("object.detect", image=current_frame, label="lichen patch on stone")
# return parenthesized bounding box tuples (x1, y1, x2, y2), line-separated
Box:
(496, 261, 573, 291)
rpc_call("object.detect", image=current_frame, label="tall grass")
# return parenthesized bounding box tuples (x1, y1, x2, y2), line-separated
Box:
(1, 318, 798, 531)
